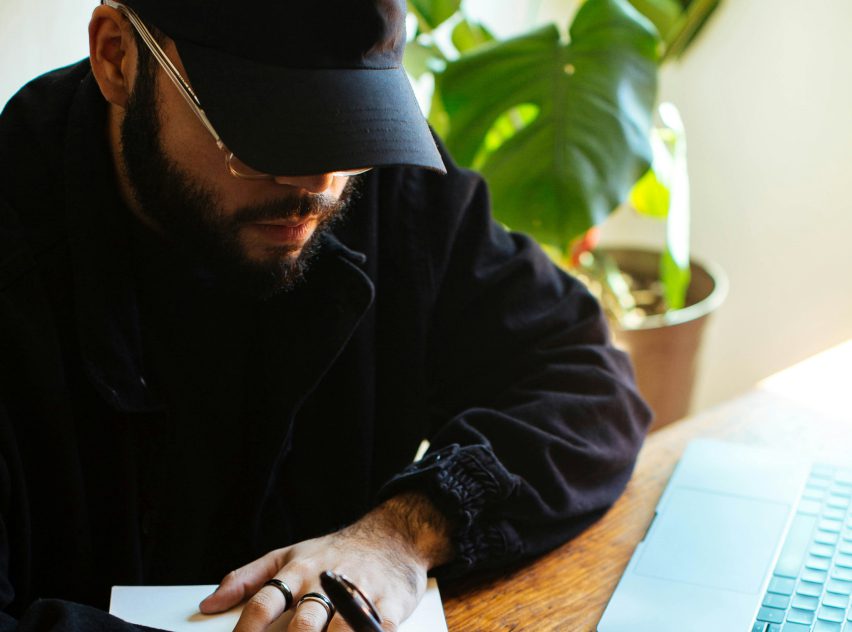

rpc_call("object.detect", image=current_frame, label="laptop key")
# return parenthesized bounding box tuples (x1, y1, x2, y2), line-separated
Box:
(791, 593, 819, 611)
(817, 605, 845, 622)
(819, 519, 843, 533)
(824, 507, 847, 521)
(781, 624, 809, 632)
(811, 543, 836, 558)
(786, 608, 815, 625)
(831, 566, 852, 581)
(812, 621, 842, 632)
(776, 513, 819, 577)
(757, 607, 786, 623)
(830, 486, 852, 499)
(826, 578, 852, 595)
(811, 466, 835, 479)
(763, 593, 790, 609)
(805, 487, 827, 501)
(821, 591, 848, 609)
(769, 576, 797, 595)
(797, 581, 824, 597)
(827, 495, 850, 509)
(751, 623, 768, 632)
(816, 532, 840, 546)
(835, 553, 852, 568)
(803, 568, 829, 584)
(807, 555, 831, 571)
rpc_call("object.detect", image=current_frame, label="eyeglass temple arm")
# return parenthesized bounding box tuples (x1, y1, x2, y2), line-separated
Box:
(101, 0, 225, 151)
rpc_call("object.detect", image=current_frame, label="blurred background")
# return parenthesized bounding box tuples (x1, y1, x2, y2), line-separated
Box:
(3, 0, 851, 415)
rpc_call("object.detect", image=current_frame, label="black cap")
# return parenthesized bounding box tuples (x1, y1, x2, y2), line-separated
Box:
(123, 0, 446, 175)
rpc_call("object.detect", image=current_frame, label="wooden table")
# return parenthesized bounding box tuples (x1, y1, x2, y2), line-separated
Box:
(442, 340, 852, 630)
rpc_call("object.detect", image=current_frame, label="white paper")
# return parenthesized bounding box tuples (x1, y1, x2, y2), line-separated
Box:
(110, 579, 447, 632)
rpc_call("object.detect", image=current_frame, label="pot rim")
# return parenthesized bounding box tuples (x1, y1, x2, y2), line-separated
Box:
(599, 246, 729, 331)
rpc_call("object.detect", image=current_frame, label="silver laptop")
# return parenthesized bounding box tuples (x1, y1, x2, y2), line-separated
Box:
(598, 439, 852, 632)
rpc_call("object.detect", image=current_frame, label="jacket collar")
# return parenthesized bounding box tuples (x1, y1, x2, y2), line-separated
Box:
(63, 71, 375, 415)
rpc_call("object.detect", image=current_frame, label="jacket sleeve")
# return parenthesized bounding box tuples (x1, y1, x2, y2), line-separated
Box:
(0, 399, 163, 632)
(377, 168, 652, 578)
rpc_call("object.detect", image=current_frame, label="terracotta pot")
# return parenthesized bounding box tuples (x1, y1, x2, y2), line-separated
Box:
(603, 248, 728, 431)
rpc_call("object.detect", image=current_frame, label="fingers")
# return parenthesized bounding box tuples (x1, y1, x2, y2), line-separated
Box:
(374, 598, 403, 632)
(234, 571, 306, 632)
(325, 612, 355, 632)
(324, 596, 401, 632)
(289, 599, 335, 632)
(200, 549, 287, 614)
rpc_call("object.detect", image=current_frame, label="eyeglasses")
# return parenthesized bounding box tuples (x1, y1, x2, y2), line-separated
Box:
(102, 0, 372, 180)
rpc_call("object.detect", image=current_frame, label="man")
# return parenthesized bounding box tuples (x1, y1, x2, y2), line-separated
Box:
(0, 0, 651, 630)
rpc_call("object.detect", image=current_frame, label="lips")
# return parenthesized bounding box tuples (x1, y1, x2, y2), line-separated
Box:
(250, 219, 315, 245)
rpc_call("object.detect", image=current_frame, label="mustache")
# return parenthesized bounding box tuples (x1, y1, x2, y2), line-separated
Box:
(229, 192, 346, 225)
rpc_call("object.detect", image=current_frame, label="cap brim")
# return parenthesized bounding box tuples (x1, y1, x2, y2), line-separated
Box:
(174, 40, 446, 176)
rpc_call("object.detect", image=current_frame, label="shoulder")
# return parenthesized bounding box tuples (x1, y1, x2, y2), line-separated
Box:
(0, 61, 91, 285)
(0, 60, 91, 165)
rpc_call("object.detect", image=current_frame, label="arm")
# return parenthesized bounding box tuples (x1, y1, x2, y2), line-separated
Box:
(202, 165, 650, 631)
(376, 167, 653, 578)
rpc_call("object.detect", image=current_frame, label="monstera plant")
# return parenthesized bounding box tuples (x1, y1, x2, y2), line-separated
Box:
(407, 0, 659, 251)
(406, 0, 726, 427)
(405, 0, 721, 317)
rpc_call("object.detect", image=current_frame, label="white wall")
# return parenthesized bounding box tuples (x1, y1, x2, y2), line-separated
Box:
(4, 1, 852, 413)
(0, 2, 92, 107)
(603, 0, 852, 410)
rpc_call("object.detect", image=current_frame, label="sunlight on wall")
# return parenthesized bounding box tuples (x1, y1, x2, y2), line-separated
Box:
(0, 2, 91, 108)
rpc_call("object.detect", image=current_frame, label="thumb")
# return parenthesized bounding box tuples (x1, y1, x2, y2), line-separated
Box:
(199, 552, 285, 613)
(199, 572, 248, 613)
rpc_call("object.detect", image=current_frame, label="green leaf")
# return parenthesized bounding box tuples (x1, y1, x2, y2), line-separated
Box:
(472, 103, 540, 171)
(427, 82, 450, 137)
(451, 18, 494, 54)
(660, 247, 691, 310)
(629, 167, 670, 219)
(408, 0, 461, 31)
(664, 0, 722, 60)
(437, 0, 660, 249)
(403, 38, 445, 80)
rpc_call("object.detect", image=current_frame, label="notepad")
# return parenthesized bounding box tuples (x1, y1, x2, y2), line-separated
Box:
(110, 578, 448, 632)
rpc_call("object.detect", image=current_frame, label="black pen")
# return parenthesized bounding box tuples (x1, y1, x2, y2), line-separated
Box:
(320, 570, 384, 632)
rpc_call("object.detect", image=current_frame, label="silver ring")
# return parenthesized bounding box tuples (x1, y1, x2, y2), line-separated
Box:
(263, 578, 293, 611)
(297, 591, 335, 622)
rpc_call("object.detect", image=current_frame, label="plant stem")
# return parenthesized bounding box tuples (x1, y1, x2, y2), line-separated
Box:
(663, 0, 718, 62)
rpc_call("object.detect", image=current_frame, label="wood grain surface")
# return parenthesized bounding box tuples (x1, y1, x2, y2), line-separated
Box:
(440, 342, 852, 631)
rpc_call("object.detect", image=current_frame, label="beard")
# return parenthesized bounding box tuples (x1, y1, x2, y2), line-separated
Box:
(118, 59, 357, 300)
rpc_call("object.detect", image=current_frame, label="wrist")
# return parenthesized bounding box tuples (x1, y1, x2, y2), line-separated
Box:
(363, 492, 457, 570)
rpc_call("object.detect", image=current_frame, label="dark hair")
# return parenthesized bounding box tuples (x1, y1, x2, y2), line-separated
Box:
(130, 21, 167, 89)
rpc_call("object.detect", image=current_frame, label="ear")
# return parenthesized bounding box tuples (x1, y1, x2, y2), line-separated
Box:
(89, 5, 137, 108)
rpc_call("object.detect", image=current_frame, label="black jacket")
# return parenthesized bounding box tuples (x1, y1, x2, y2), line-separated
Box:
(0, 61, 651, 630)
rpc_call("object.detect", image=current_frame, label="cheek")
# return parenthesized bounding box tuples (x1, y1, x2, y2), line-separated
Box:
(154, 81, 226, 184)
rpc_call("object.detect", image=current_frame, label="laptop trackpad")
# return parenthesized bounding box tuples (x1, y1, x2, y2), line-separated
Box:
(635, 487, 791, 594)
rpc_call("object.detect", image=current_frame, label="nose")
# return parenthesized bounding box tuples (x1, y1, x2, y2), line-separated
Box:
(272, 173, 337, 193)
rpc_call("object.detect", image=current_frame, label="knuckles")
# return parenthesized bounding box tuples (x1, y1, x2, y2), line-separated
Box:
(289, 607, 328, 631)
(242, 590, 281, 622)
(380, 617, 400, 632)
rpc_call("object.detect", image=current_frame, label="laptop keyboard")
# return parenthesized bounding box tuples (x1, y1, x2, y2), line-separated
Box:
(752, 464, 852, 632)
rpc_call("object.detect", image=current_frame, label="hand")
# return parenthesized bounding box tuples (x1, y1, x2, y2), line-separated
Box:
(199, 492, 455, 632)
